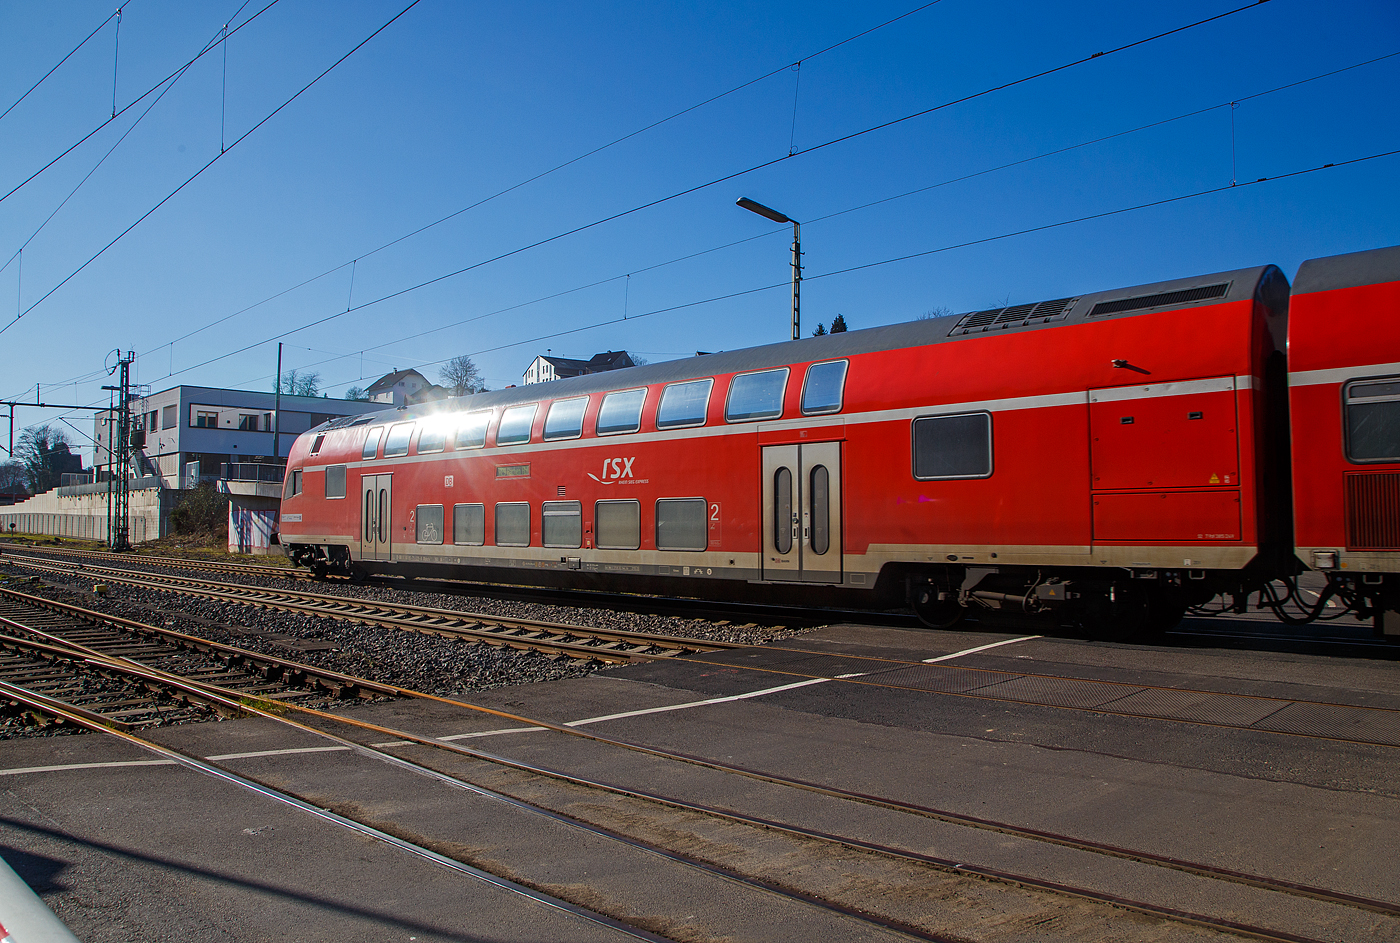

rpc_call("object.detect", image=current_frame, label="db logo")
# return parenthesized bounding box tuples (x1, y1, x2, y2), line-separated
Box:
(588, 457, 635, 483)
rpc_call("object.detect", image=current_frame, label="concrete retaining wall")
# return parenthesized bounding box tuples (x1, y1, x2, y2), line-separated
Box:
(0, 486, 172, 544)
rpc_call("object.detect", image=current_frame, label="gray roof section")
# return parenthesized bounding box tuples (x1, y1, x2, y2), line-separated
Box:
(1292, 244, 1400, 296)
(328, 264, 1281, 427)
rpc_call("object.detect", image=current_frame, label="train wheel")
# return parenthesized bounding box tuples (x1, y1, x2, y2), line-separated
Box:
(310, 560, 328, 580)
(912, 586, 965, 630)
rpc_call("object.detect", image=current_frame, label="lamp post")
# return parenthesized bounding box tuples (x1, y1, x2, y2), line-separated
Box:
(737, 197, 801, 341)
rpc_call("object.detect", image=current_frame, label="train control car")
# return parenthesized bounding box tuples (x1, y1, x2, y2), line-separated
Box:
(278, 261, 1296, 634)
(1288, 245, 1400, 636)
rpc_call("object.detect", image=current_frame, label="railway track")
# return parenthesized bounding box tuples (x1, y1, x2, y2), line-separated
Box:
(0, 552, 744, 664)
(0, 586, 1390, 941)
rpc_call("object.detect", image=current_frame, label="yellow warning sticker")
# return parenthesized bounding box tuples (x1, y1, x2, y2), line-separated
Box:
(1209, 474, 1220, 484)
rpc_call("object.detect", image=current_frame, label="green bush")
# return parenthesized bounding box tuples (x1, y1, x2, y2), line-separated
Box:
(170, 483, 230, 535)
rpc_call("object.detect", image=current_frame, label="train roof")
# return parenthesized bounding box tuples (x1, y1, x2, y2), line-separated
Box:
(1293, 244, 1400, 296)
(315, 263, 1284, 429)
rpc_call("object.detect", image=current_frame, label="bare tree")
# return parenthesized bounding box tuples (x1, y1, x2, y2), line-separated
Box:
(343, 386, 370, 401)
(17, 424, 77, 493)
(440, 356, 486, 396)
(0, 461, 28, 495)
(918, 305, 955, 320)
(276, 369, 321, 396)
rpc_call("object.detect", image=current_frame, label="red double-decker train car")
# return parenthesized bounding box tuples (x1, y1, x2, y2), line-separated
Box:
(277, 245, 1400, 637)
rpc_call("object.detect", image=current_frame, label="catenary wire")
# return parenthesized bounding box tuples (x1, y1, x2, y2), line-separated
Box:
(0, 8, 122, 124)
(125, 1, 949, 359)
(82, 0, 1273, 393)
(0, 0, 283, 209)
(0, 0, 423, 340)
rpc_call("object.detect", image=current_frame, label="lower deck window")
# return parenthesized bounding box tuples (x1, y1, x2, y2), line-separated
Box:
(453, 504, 485, 545)
(495, 503, 530, 546)
(324, 464, 346, 498)
(655, 497, 707, 551)
(912, 412, 993, 479)
(543, 501, 582, 548)
(415, 505, 443, 544)
(1346, 378, 1400, 462)
(595, 500, 640, 550)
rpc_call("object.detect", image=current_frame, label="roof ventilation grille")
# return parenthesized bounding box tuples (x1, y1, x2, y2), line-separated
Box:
(1088, 282, 1229, 317)
(948, 297, 1078, 336)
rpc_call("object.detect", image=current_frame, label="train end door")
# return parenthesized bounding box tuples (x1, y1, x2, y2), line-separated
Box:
(361, 474, 393, 561)
(761, 442, 842, 582)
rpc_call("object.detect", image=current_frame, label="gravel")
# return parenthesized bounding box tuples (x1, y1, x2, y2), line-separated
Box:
(0, 552, 815, 739)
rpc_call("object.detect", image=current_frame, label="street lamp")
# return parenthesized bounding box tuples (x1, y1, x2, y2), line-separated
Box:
(737, 197, 801, 341)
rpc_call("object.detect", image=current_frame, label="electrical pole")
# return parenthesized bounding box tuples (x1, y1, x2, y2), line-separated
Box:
(272, 342, 282, 465)
(736, 197, 802, 340)
(102, 350, 135, 551)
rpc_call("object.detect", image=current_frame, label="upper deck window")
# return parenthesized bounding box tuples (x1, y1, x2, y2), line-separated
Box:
(1346, 377, 1400, 463)
(596, 388, 646, 436)
(454, 410, 491, 450)
(543, 397, 588, 441)
(656, 379, 713, 429)
(416, 416, 451, 454)
(726, 368, 788, 422)
(361, 427, 383, 460)
(496, 404, 537, 446)
(383, 422, 414, 457)
(802, 360, 848, 415)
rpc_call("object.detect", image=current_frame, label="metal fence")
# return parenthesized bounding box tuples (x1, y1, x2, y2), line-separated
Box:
(221, 463, 286, 483)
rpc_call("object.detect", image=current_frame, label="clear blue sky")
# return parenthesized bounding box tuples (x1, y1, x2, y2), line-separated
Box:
(1, 0, 1397, 464)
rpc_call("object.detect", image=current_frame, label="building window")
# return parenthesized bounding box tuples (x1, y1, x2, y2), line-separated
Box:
(325, 464, 346, 498)
(1345, 377, 1400, 463)
(656, 378, 713, 429)
(912, 412, 993, 479)
(655, 497, 707, 551)
(494, 502, 530, 546)
(802, 360, 848, 415)
(453, 504, 485, 545)
(415, 505, 444, 544)
(596, 388, 646, 436)
(238, 414, 259, 431)
(497, 404, 537, 445)
(162, 405, 177, 430)
(726, 368, 788, 422)
(543, 397, 588, 440)
(195, 411, 217, 428)
(595, 500, 640, 550)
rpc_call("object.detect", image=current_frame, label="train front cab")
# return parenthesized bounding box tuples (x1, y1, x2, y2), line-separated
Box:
(1289, 244, 1400, 636)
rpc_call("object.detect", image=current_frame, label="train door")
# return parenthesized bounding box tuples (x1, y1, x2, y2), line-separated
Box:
(761, 442, 842, 582)
(361, 474, 393, 561)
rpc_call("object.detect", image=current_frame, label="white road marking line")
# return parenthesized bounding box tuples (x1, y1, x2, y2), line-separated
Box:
(0, 637, 1042, 776)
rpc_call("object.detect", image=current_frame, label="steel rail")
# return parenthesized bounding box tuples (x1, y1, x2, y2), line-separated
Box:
(0, 676, 676, 943)
(0, 554, 742, 662)
(1, 589, 1385, 937)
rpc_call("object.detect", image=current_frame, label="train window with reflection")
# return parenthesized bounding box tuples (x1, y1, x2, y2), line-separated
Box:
(542, 501, 582, 548)
(415, 505, 444, 545)
(726, 368, 788, 422)
(383, 422, 414, 457)
(543, 397, 588, 441)
(361, 427, 383, 460)
(454, 410, 492, 450)
(453, 504, 485, 545)
(912, 412, 993, 479)
(496, 405, 537, 446)
(1345, 377, 1400, 463)
(283, 468, 302, 500)
(596, 388, 646, 436)
(595, 500, 640, 549)
(416, 416, 451, 453)
(656, 379, 713, 429)
(324, 464, 346, 499)
(802, 360, 848, 415)
(494, 502, 530, 546)
(655, 497, 707, 551)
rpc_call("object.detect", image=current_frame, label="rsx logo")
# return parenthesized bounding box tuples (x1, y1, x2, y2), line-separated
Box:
(588, 457, 635, 483)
